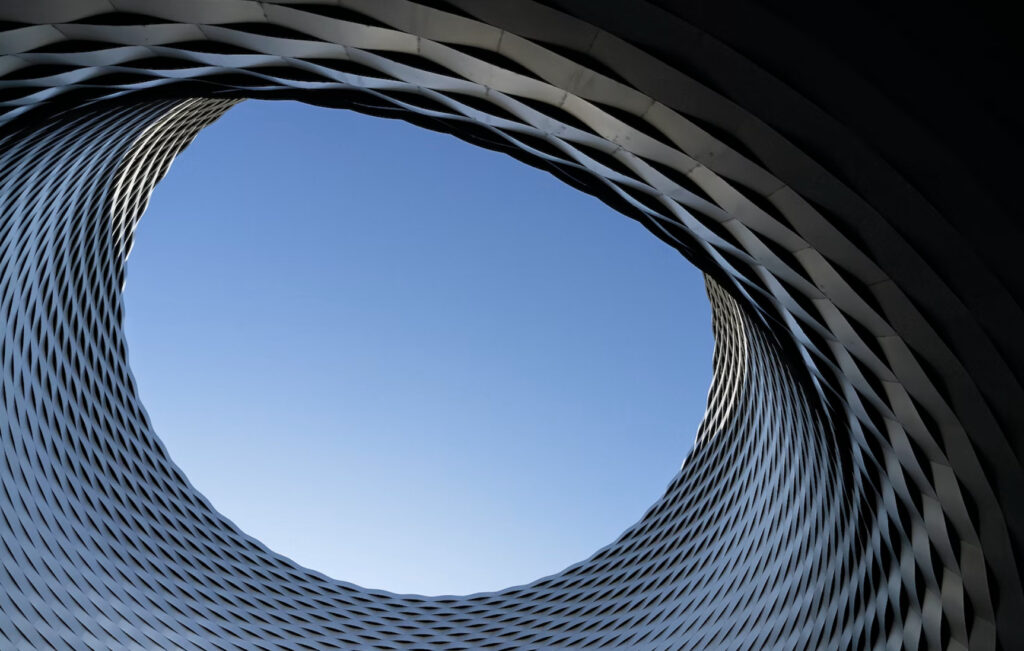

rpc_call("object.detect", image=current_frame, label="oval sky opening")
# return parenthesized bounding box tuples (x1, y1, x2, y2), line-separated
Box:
(123, 99, 714, 596)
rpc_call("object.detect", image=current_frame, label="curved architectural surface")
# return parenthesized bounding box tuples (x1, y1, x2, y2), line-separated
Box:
(0, 2, 1021, 649)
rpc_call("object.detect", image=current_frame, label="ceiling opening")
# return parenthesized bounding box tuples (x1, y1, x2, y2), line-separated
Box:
(124, 99, 713, 596)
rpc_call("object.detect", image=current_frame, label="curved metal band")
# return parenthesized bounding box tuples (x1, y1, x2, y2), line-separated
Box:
(0, 1, 1020, 648)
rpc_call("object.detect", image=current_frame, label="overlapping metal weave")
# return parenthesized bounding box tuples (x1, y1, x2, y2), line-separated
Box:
(1, 1, 1021, 649)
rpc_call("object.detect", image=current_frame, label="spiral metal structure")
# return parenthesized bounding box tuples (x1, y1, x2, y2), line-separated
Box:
(0, 1, 1021, 649)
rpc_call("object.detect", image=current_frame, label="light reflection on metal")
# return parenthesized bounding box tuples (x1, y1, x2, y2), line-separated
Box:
(0, 2, 1021, 648)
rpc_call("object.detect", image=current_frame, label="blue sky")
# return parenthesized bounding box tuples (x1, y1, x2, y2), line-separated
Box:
(123, 99, 713, 596)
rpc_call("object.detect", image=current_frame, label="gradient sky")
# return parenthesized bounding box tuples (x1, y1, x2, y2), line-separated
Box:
(123, 99, 713, 596)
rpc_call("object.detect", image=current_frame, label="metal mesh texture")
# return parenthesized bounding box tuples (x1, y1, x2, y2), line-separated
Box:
(1, 2, 1021, 649)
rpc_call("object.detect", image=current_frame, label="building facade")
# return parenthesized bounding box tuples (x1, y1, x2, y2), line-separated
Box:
(0, 1, 1021, 648)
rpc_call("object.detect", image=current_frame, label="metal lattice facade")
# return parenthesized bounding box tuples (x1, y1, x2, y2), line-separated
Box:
(0, 1, 1021, 649)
